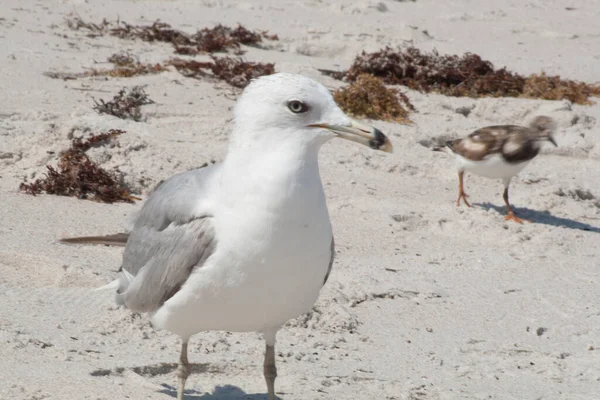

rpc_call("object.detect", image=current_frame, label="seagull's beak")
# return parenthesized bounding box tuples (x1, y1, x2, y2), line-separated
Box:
(308, 119, 393, 153)
(548, 135, 558, 147)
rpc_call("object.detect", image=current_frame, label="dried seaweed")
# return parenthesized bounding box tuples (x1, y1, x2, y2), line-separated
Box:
(210, 56, 275, 88)
(64, 14, 109, 37)
(93, 86, 154, 121)
(333, 74, 412, 122)
(88, 53, 168, 78)
(110, 20, 194, 46)
(43, 71, 81, 80)
(107, 51, 137, 67)
(71, 129, 124, 152)
(20, 130, 138, 203)
(114, 22, 277, 55)
(168, 56, 275, 88)
(523, 73, 600, 105)
(93, 62, 167, 78)
(180, 24, 266, 55)
(44, 52, 167, 81)
(166, 59, 213, 79)
(45, 52, 273, 88)
(65, 15, 278, 55)
(322, 46, 600, 104)
(45, 63, 167, 80)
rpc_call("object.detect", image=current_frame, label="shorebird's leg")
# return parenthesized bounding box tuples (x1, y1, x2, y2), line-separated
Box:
(263, 330, 278, 400)
(456, 170, 471, 207)
(502, 185, 528, 224)
(177, 339, 191, 400)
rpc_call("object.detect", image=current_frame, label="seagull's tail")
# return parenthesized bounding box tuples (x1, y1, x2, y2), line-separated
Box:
(60, 233, 130, 247)
(114, 269, 135, 306)
(94, 270, 135, 307)
(94, 279, 120, 292)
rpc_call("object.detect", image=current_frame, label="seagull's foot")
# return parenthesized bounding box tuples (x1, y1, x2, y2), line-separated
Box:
(456, 191, 471, 207)
(265, 366, 277, 400)
(264, 344, 278, 400)
(176, 361, 191, 400)
(504, 212, 529, 224)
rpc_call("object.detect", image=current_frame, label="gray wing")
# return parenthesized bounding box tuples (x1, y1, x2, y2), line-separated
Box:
(117, 164, 221, 313)
(323, 236, 335, 285)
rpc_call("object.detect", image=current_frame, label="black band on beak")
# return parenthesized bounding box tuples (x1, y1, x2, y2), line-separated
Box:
(368, 128, 388, 150)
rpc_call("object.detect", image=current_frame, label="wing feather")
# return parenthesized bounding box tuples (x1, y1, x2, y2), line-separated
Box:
(116, 164, 221, 313)
(119, 217, 216, 312)
(448, 125, 530, 161)
(323, 236, 335, 285)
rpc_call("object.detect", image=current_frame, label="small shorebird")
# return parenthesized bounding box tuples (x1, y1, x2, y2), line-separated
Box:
(435, 116, 557, 223)
(62, 73, 392, 400)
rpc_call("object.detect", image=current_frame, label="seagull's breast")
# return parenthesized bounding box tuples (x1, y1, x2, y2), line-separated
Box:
(152, 157, 333, 336)
(217, 163, 333, 294)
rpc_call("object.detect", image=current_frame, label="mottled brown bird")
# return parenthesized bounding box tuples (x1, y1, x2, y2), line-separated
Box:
(435, 116, 557, 223)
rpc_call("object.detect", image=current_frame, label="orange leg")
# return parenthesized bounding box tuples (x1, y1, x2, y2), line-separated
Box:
(456, 171, 471, 207)
(503, 187, 529, 223)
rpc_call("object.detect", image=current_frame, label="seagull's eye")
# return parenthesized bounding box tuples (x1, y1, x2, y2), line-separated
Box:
(287, 100, 309, 114)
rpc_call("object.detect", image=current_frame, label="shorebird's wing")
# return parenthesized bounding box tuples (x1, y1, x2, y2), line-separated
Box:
(501, 129, 541, 163)
(447, 125, 523, 161)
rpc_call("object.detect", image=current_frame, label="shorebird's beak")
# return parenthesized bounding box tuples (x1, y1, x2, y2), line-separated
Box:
(548, 135, 558, 147)
(308, 119, 393, 153)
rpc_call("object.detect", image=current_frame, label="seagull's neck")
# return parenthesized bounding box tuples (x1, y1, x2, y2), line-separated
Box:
(220, 129, 326, 211)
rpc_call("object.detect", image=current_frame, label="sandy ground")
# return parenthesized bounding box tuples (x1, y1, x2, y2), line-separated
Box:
(1, 1, 600, 399)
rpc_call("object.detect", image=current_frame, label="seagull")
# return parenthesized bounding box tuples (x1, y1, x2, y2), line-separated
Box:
(434, 116, 557, 223)
(62, 73, 392, 400)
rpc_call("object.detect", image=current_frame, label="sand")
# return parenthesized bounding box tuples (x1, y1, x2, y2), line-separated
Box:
(1, 0, 599, 399)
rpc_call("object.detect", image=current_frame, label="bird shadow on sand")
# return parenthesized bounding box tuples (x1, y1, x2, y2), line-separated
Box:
(476, 202, 600, 233)
(160, 384, 281, 400)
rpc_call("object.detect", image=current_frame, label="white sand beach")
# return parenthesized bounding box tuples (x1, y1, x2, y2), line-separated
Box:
(1, 1, 599, 399)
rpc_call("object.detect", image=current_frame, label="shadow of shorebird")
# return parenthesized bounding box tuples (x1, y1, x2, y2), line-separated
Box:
(160, 383, 282, 400)
(475, 202, 600, 233)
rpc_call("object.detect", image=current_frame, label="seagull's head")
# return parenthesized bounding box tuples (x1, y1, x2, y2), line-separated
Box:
(529, 115, 558, 147)
(232, 73, 393, 153)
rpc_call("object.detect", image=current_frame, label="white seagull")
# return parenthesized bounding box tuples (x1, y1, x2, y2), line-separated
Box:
(63, 73, 392, 399)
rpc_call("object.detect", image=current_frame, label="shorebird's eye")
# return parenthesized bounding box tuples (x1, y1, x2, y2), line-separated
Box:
(287, 100, 309, 114)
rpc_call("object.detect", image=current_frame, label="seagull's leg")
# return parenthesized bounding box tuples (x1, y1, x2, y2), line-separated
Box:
(502, 184, 528, 224)
(264, 344, 277, 400)
(456, 170, 471, 207)
(263, 329, 278, 400)
(177, 339, 191, 400)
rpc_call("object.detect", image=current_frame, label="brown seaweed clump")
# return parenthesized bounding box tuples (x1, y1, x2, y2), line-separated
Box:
(175, 24, 278, 55)
(333, 74, 413, 122)
(322, 46, 600, 104)
(44, 52, 274, 88)
(522, 73, 600, 105)
(167, 56, 275, 88)
(110, 22, 278, 54)
(44, 62, 166, 80)
(107, 51, 138, 66)
(20, 130, 138, 203)
(93, 86, 154, 121)
(44, 52, 167, 81)
(90, 52, 168, 78)
(64, 14, 110, 37)
(64, 15, 278, 55)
